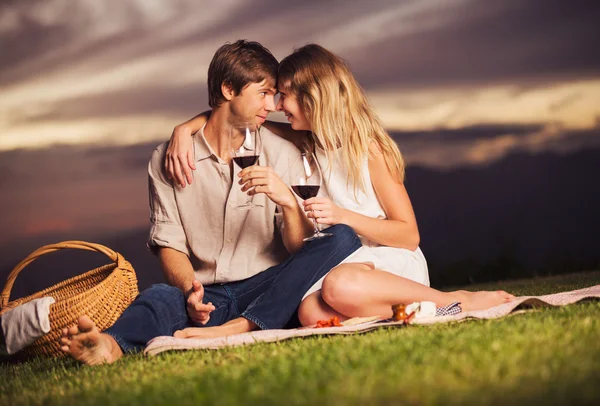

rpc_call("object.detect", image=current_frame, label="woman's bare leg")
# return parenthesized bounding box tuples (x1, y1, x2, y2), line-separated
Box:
(297, 291, 347, 326)
(317, 263, 515, 319)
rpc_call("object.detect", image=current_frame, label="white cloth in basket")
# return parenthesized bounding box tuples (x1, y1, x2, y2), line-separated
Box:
(1, 297, 55, 355)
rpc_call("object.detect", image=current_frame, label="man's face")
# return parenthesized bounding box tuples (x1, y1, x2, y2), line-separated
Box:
(276, 84, 311, 131)
(229, 79, 277, 126)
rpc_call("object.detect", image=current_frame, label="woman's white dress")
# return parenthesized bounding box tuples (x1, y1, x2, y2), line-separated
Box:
(302, 148, 430, 300)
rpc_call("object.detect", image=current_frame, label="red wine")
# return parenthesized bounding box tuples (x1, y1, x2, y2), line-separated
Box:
(233, 155, 259, 169)
(292, 185, 320, 200)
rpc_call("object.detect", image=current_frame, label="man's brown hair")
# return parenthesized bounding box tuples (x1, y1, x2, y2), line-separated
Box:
(208, 40, 279, 108)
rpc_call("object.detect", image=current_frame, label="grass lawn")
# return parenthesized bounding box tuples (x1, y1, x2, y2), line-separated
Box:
(1, 271, 599, 406)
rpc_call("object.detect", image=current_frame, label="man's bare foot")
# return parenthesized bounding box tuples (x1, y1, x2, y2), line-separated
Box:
(59, 315, 123, 365)
(450, 290, 516, 312)
(174, 317, 257, 339)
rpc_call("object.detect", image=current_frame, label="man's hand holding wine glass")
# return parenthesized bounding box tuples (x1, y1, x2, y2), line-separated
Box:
(237, 166, 297, 209)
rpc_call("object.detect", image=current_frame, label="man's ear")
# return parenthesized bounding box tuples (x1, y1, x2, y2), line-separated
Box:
(221, 81, 235, 101)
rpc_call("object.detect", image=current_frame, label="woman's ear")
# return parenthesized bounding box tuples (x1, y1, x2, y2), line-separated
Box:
(221, 81, 235, 101)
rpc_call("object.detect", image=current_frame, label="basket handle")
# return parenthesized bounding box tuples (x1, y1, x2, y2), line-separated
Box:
(1, 240, 124, 309)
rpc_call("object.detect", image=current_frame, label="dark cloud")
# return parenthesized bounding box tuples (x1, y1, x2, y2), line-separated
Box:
(0, 12, 70, 74)
(7, 84, 208, 125)
(393, 123, 600, 169)
(4, 0, 598, 92)
(0, 142, 157, 246)
(0, 0, 376, 86)
(390, 124, 545, 144)
(2, 122, 599, 249)
(349, 0, 600, 89)
(534, 125, 600, 153)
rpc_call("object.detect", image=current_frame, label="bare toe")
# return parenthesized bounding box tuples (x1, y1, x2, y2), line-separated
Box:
(499, 290, 515, 300)
(77, 315, 96, 332)
(61, 315, 121, 365)
(67, 325, 79, 336)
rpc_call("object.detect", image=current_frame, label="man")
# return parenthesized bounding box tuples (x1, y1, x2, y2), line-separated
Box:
(59, 40, 361, 365)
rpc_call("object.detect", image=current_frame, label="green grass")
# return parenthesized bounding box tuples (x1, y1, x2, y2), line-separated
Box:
(2, 271, 600, 406)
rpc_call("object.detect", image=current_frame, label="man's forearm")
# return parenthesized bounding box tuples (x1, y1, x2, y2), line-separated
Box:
(158, 247, 196, 294)
(281, 203, 313, 254)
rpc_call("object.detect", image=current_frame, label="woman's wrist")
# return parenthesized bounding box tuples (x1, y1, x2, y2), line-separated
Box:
(338, 207, 351, 226)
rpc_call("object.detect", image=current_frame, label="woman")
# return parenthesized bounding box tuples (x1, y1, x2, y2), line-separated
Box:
(167, 44, 514, 331)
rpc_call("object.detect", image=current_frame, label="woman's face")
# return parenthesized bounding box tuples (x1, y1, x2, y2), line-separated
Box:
(276, 84, 311, 131)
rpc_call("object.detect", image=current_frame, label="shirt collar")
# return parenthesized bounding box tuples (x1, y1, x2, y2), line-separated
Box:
(194, 123, 216, 162)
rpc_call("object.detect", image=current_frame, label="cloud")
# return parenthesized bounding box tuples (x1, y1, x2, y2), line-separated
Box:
(369, 78, 600, 130)
(1, 0, 599, 153)
(2, 121, 599, 247)
(0, 142, 158, 245)
(348, 0, 600, 89)
(390, 124, 545, 144)
(394, 123, 600, 168)
(5, 83, 207, 126)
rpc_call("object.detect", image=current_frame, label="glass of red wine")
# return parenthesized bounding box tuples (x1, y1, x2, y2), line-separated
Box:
(231, 122, 263, 210)
(291, 152, 332, 241)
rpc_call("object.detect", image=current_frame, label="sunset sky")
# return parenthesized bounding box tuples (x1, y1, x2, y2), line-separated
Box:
(1, 0, 599, 256)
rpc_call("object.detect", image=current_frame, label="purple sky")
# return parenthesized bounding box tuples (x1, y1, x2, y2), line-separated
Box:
(0, 0, 599, 257)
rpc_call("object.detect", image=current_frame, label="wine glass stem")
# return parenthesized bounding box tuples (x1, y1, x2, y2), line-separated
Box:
(244, 164, 256, 205)
(312, 213, 320, 235)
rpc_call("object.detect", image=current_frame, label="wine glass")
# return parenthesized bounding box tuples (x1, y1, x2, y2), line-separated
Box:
(291, 152, 332, 241)
(231, 122, 263, 210)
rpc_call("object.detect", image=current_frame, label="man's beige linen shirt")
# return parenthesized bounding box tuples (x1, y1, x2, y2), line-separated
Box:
(148, 124, 301, 285)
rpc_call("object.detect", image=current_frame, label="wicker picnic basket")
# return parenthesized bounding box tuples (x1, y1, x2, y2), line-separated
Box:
(0, 241, 139, 359)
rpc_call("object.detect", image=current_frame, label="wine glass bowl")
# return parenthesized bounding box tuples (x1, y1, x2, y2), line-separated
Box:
(231, 122, 263, 210)
(291, 152, 332, 241)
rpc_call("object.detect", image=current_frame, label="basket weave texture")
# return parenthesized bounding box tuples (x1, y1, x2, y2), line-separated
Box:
(0, 241, 139, 359)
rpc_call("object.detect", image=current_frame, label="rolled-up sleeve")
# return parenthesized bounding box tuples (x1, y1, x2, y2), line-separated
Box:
(274, 146, 304, 235)
(147, 145, 190, 256)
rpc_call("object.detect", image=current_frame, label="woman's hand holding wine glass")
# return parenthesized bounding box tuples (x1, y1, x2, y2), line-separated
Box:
(290, 152, 332, 241)
(302, 197, 347, 226)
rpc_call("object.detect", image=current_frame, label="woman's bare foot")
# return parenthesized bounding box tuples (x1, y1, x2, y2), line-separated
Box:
(59, 315, 123, 365)
(450, 290, 516, 312)
(174, 317, 256, 339)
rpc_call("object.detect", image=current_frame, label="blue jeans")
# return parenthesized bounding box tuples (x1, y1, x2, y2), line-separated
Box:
(105, 224, 361, 352)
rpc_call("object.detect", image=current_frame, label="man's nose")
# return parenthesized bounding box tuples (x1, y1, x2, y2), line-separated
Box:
(265, 95, 276, 112)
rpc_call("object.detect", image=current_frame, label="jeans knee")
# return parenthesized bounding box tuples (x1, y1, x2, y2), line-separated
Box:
(326, 224, 359, 246)
(141, 283, 183, 301)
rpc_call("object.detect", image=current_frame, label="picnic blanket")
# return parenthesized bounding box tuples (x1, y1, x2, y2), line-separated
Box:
(144, 284, 600, 356)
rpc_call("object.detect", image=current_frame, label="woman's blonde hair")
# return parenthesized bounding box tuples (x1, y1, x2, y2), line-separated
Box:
(278, 44, 405, 196)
